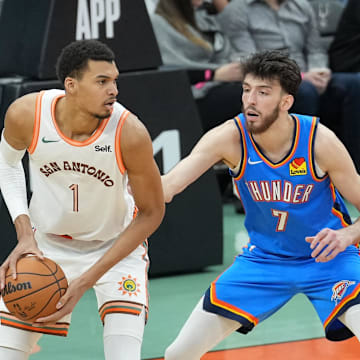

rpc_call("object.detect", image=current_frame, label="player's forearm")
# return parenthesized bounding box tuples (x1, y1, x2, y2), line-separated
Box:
(163, 155, 208, 202)
(14, 215, 34, 241)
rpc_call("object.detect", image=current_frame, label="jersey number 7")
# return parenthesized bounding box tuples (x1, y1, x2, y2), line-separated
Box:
(271, 209, 289, 232)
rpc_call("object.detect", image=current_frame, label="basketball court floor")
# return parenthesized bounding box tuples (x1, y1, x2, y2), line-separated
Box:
(29, 203, 360, 359)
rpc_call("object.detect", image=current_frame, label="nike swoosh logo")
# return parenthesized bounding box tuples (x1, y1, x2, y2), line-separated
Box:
(248, 158, 263, 165)
(42, 137, 60, 143)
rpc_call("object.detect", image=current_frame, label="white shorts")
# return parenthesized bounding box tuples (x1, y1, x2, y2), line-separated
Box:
(0, 231, 149, 337)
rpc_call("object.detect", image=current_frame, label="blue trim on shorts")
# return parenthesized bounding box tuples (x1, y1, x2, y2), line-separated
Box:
(325, 292, 360, 341)
(203, 288, 254, 334)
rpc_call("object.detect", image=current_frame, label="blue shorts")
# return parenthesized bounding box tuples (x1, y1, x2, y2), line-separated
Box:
(203, 245, 360, 341)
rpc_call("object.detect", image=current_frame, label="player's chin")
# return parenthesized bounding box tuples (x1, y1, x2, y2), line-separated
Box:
(96, 110, 111, 120)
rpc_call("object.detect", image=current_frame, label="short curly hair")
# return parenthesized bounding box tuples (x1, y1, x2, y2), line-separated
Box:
(242, 50, 302, 96)
(56, 40, 115, 84)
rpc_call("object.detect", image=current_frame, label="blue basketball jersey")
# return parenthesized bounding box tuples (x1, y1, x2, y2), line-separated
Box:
(231, 114, 353, 257)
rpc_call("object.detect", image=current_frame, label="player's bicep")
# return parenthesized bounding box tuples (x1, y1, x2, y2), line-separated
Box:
(190, 120, 241, 169)
(3, 93, 37, 150)
(120, 116, 164, 213)
(315, 124, 360, 208)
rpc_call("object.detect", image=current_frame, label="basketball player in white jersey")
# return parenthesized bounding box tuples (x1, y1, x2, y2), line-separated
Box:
(0, 40, 165, 360)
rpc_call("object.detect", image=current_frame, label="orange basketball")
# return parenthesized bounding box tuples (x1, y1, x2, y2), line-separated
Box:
(2, 256, 68, 322)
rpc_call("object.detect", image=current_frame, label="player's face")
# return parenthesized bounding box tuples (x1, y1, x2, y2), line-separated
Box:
(74, 60, 119, 120)
(242, 74, 284, 134)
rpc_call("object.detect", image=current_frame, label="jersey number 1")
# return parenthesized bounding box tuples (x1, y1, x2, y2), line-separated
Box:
(271, 209, 288, 232)
(69, 184, 79, 212)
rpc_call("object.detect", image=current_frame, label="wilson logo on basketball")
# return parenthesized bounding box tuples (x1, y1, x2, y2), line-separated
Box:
(289, 157, 307, 176)
(1, 281, 32, 297)
(331, 280, 355, 304)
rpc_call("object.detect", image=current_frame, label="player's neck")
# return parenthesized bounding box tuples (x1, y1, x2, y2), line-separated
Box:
(55, 96, 102, 141)
(252, 114, 294, 163)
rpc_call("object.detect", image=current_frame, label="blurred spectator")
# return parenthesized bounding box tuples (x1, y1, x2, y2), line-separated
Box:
(214, 0, 360, 171)
(329, 0, 360, 73)
(151, 0, 243, 132)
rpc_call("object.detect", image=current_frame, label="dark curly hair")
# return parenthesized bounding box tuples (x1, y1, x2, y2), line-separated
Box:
(242, 50, 302, 96)
(56, 40, 115, 84)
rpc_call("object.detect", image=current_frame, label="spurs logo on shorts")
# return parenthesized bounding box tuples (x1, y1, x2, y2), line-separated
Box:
(118, 275, 141, 297)
(331, 280, 356, 305)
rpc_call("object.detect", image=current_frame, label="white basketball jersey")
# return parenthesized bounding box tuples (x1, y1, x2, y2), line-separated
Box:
(28, 89, 135, 242)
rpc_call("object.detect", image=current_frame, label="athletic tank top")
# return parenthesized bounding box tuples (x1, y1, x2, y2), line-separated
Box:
(231, 113, 353, 257)
(28, 89, 135, 242)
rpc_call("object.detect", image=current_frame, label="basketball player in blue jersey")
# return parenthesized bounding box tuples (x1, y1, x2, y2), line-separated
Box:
(0, 40, 165, 360)
(162, 50, 360, 359)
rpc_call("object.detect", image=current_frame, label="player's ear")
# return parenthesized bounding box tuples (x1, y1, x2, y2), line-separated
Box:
(281, 94, 294, 112)
(64, 77, 77, 94)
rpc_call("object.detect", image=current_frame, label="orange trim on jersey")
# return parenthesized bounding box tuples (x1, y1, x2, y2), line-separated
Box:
(210, 282, 259, 326)
(331, 208, 350, 228)
(324, 283, 360, 330)
(249, 115, 300, 168)
(233, 116, 247, 181)
(133, 206, 139, 219)
(233, 181, 241, 200)
(329, 183, 337, 202)
(329, 183, 349, 227)
(50, 94, 111, 147)
(115, 110, 131, 174)
(308, 117, 328, 182)
(28, 91, 45, 154)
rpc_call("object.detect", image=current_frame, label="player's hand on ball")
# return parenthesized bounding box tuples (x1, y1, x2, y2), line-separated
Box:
(0, 234, 43, 292)
(35, 277, 88, 325)
(305, 228, 352, 262)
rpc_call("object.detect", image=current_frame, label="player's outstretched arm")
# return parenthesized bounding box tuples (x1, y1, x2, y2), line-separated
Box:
(0, 94, 44, 292)
(305, 124, 360, 262)
(163, 120, 241, 202)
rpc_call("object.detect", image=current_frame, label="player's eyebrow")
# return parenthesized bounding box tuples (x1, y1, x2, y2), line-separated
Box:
(95, 74, 111, 79)
(243, 81, 272, 89)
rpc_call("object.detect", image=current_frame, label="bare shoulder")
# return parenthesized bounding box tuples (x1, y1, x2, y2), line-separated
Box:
(4, 93, 39, 149)
(314, 123, 352, 173)
(220, 119, 242, 168)
(5, 93, 38, 125)
(206, 119, 240, 144)
(314, 123, 339, 155)
(120, 112, 152, 151)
